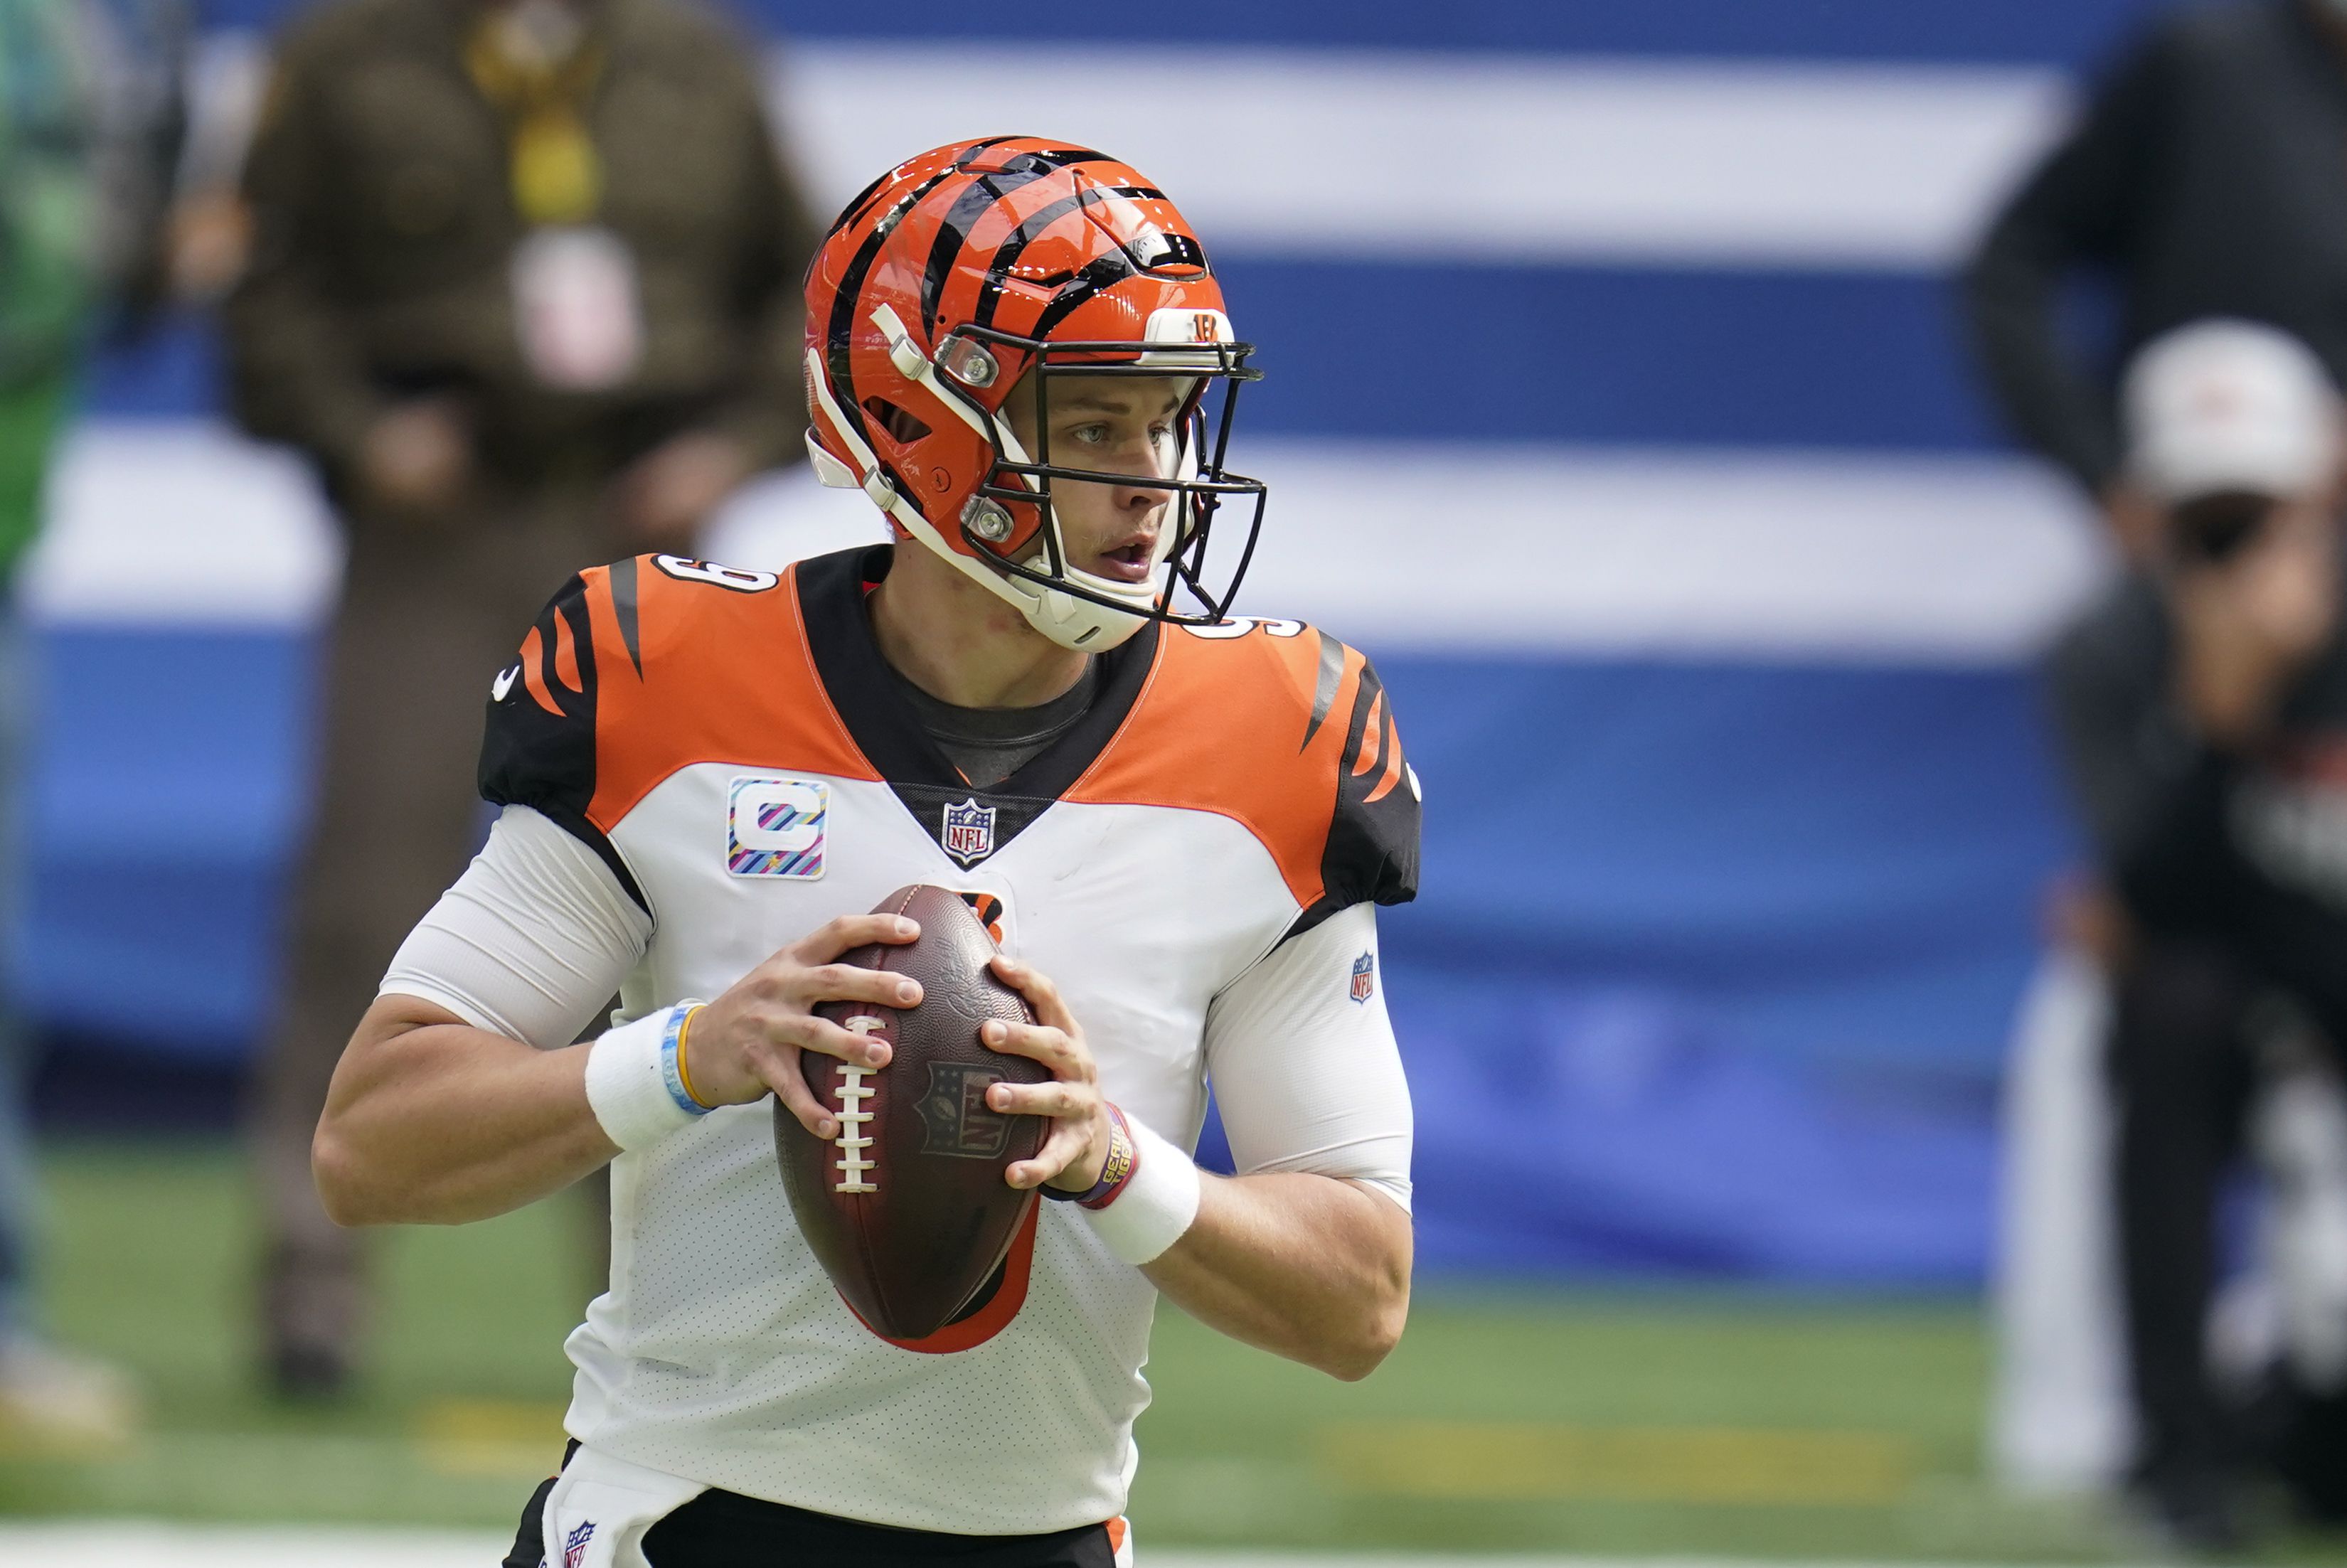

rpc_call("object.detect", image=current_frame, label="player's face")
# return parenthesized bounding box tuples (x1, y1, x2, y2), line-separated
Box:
(1004, 373, 1188, 586)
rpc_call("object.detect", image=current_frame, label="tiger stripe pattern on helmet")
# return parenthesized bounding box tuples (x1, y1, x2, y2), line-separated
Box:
(801, 136, 1267, 652)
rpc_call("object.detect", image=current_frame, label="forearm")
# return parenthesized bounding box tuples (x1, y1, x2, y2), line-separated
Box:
(1141, 1172, 1411, 1381)
(312, 997, 619, 1227)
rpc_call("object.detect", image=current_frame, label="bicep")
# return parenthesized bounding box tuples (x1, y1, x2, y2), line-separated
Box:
(378, 804, 651, 1048)
(1202, 903, 1413, 1215)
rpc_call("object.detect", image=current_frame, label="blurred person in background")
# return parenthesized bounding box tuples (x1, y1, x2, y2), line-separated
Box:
(1966, 0, 2347, 554)
(224, 0, 816, 1399)
(2046, 321, 2347, 1547)
(0, 0, 179, 1448)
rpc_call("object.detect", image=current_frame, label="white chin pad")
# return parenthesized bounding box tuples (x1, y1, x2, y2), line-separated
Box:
(807, 434, 861, 489)
(1026, 553, 1160, 610)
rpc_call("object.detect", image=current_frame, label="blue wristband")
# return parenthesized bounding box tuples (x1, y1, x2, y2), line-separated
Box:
(658, 1001, 712, 1119)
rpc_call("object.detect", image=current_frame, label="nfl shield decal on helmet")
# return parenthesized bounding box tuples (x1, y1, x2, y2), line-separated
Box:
(942, 798, 997, 865)
(1350, 951, 1377, 1004)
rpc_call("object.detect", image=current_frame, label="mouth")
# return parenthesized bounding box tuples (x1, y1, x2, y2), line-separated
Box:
(1088, 535, 1157, 585)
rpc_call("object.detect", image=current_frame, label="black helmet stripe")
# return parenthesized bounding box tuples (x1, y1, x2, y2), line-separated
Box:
(919, 152, 1124, 338)
(921, 169, 1059, 339)
(826, 134, 1021, 244)
(972, 184, 1164, 330)
(824, 166, 963, 481)
(1026, 252, 1139, 341)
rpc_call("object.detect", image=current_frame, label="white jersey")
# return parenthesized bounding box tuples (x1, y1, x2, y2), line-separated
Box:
(378, 546, 1422, 1534)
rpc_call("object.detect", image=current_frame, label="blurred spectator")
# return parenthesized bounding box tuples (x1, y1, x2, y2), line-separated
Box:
(0, 0, 180, 1449)
(1965, 0, 2347, 555)
(2045, 321, 2347, 1547)
(225, 0, 816, 1399)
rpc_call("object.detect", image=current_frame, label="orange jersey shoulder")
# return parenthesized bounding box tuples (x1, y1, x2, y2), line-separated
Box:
(480, 557, 875, 879)
(1068, 619, 1420, 922)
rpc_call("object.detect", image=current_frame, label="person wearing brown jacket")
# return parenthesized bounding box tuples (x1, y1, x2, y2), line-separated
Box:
(224, 0, 816, 1397)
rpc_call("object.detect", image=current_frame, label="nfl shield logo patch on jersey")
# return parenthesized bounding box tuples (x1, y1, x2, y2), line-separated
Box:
(942, 797, 997, 865)
(728, 776, 828, 878)
(1350, 951, 1377, 1004)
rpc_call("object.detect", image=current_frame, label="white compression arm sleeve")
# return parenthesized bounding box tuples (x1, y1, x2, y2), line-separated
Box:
(1201, 901, 1414, 1214)
(379, 805, 651, 1047)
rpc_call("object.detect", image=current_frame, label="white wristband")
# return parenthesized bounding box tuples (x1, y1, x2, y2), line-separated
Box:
(585, 1003, 708, 1153)
(1079, 1114, 1202, 1266)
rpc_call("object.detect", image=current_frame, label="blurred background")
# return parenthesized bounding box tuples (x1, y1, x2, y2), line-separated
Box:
(9, 0, 2347, 1561)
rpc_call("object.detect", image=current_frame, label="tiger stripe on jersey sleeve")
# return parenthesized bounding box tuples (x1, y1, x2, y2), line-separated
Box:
(479, 568, 648, 910)
(1314, 651, 1419, 931)
(579, 555, 876, 833)
(482, 554, 885, 919)
(1065, 620, 1421, 934)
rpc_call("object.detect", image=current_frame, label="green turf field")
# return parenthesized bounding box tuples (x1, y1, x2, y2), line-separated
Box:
(0, 1139, 2335, 1559)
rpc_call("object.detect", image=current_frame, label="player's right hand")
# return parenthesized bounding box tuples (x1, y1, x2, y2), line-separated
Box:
(683, 914, 923, 1136)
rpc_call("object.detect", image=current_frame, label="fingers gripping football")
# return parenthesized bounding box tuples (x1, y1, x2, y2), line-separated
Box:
(687, 913, 925, 1133)
(983, 955, 1114, 1193)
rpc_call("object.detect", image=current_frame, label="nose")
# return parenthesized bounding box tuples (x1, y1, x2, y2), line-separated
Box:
(1110, 473, 1169, 521)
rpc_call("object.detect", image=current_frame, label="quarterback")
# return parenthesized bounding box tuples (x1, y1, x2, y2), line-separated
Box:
(313, 138, 1420, 1568)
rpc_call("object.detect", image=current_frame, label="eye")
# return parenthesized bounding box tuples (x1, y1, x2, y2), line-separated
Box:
(1066, 422, 1111, 445)
(1149, 423, 1174, 445)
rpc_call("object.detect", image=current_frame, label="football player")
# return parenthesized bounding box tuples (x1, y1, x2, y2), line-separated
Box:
(312, 138, 1420, 1568)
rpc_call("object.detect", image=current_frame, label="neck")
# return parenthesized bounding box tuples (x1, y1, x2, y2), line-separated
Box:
(868, 540, 1091, 709)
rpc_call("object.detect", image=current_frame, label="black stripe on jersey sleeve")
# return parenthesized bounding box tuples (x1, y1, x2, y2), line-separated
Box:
(1290, 654, 1421, 939)
(477, 573, 650, 914)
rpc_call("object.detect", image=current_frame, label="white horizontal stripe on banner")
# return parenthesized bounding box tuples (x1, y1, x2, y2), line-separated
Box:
(23, 421, 341, 627)
(703, 442, 2107, 663)
(186, 34, 2067, 272)
(28, 420, 2106, 662)
(771, 46, 2070, 270)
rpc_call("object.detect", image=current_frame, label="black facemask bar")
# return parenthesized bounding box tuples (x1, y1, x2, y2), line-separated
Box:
(930, 322, 1268, 629)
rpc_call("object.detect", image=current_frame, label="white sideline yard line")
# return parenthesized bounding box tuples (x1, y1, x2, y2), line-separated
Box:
(28, 421, 2109, 663)
(0, 1522, 509, 1567)
(0, 1532, 2162, 1568)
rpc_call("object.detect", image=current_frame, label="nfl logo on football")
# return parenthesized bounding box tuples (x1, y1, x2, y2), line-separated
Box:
(942, 798, 996, 866)
(1350, 951, 1376, 1004)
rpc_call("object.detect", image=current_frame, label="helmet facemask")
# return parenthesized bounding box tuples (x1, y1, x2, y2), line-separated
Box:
(935, 320, 1267, 648)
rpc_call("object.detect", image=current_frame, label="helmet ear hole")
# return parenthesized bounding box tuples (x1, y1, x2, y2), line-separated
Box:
(863, 397, 932, 447)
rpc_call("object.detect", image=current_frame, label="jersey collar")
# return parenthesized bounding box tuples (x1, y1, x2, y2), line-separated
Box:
(797, 545, 1161, 858)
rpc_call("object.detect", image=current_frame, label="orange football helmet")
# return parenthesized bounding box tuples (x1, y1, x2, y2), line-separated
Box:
(803, 137, 1266, 651)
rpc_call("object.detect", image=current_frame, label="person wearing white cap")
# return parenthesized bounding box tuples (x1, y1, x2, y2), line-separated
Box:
(2046, 319, 2347, 1547)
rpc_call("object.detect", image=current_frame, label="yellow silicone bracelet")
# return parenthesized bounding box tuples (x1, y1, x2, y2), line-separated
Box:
(674, 1004, 713, 1109)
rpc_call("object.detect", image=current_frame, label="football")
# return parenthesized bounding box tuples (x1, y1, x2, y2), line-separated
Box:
(774, 884, 1052, 1340)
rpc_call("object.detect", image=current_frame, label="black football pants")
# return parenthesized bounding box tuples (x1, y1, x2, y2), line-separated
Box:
(504, 1451, 1119, 1567)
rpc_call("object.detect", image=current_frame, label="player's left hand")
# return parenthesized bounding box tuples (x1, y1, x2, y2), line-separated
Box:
(981, 955, 1113, 1193)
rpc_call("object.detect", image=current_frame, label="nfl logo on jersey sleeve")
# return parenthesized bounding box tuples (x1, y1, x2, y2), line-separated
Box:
(728, 776, 829, 878)
(941, 798, 997, 866)
(1351, 951, 1377, 1003)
